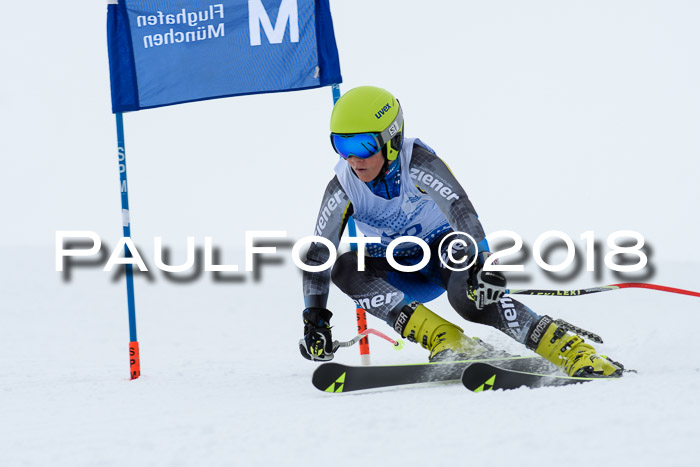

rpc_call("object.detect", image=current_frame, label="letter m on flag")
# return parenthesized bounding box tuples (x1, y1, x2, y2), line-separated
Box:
(249, 0, 299, 46)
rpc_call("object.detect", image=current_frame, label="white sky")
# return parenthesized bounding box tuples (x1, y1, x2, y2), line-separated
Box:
(2, 0, 699, 265)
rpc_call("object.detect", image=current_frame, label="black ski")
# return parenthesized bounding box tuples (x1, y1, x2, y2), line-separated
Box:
(461, 362, 610, 392)
(312, 356, 556, 393)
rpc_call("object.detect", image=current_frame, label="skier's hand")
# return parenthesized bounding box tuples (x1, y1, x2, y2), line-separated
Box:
(468, 252, 507, 310)
(299, 307, 335, 361)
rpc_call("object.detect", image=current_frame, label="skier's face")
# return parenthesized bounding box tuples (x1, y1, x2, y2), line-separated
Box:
(347, 151, 384, 182)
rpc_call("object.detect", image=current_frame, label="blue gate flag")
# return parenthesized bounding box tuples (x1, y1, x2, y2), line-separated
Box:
(107, 0, 342, 113)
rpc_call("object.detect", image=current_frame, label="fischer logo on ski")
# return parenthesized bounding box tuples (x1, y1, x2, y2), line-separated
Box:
(473, 374, 497, 393)
(325, 372, 346, 393)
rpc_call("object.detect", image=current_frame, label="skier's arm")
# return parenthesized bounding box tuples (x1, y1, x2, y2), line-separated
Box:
(409, 144, 487, 249)
(302, 176, 353, 309)
(410, 144, 507, 309)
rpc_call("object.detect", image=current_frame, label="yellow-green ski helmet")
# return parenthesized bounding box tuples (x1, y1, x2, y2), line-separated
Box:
(330, 86, 404, 161)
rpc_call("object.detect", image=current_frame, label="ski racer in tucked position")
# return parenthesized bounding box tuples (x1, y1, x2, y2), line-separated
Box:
(299, 86, 624, 377)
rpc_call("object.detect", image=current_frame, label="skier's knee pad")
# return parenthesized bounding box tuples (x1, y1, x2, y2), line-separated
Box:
(449, 293, 483, 323)
(445, 272, 484, 323)
(330, 252, 358, 292)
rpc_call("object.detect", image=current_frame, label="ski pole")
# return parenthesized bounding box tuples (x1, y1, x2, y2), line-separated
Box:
(507, 282, 700, 298)
(333, 328, 405, 351)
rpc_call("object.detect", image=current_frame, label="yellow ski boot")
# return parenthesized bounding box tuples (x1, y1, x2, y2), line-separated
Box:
(393, 302, 488, 361)
(526, 316, 623, 377)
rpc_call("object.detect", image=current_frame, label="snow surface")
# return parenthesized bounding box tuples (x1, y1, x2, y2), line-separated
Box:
(2, 1, 700, 466)
(3, 249, 700, 467)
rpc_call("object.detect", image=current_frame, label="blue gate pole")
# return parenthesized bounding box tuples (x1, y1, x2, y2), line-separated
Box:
(115, 113, 140, 380)
(331, 84, 371, 365)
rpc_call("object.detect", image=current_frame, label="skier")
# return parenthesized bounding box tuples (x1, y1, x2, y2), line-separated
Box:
(299, 85, 623, 378)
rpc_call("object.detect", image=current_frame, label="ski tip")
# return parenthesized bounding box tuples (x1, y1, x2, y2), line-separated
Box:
(311, 362, 347, 392)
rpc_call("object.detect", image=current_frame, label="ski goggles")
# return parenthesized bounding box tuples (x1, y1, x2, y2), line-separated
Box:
(330, 132, 382, 159)
(330, 105, 404, 159)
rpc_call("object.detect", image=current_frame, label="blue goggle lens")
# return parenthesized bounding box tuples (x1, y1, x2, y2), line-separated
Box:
(330, 133, 381, 159)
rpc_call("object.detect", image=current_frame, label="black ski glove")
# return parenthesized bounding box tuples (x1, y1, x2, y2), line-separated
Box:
(468, 252, 507, 310)
(299, 307, 334, 361)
